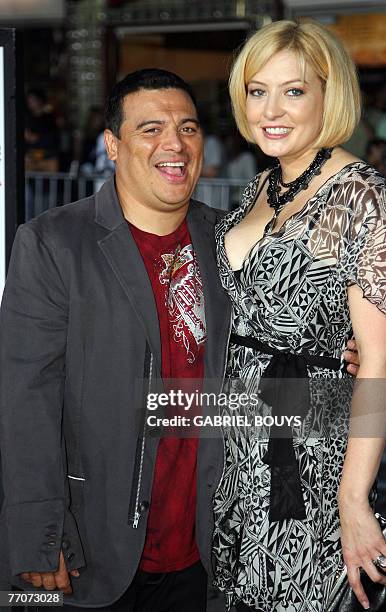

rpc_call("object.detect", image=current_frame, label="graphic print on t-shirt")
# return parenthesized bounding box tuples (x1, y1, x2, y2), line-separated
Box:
(160, 244, 206, 364)
(129, 219, 204, 573)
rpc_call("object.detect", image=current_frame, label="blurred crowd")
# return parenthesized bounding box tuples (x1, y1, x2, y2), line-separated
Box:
(24, 83, 386, 180)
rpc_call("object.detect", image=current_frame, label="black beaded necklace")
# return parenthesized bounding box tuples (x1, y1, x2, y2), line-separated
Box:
(267, 147, 333, 215)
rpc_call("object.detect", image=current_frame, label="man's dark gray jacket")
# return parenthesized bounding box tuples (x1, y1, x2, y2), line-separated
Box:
(0, 178, 231, 606)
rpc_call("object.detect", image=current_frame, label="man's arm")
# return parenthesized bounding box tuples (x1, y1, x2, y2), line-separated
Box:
(0, 224, 84, 584)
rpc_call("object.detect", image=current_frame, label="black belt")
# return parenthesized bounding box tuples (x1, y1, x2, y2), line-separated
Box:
(230, 333, 342, 522)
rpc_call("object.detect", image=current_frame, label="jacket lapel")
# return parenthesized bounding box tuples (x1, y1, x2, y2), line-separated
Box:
(94, 178, 162, 372)
(187, 201, 231, 388)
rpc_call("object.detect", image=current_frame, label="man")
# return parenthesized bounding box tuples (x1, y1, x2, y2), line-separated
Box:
(0, 69, 359, 610)
(0, 69, 231, 611)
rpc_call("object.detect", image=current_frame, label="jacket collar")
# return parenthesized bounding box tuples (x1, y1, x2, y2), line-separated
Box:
(94, 176, 219, 230)
(94, 175, 219, 228)
(95, 176, 126, 230)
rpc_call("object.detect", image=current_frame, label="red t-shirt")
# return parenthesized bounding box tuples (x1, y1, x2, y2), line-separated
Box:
(130, 219, 206, 573)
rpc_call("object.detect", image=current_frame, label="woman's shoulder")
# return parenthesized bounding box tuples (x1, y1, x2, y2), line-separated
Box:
(323, 149, 385, 214)
(330, 149, 385, 187)
(327, 156, 385, 229)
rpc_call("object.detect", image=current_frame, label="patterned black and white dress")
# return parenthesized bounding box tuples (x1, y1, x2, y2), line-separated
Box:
(212, 162, 386, 611)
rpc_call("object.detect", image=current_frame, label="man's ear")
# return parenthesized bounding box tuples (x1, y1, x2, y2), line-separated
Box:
(104, 129, 118, 161)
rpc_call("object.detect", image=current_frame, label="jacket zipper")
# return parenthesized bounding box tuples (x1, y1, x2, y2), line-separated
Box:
(128, 345, 153, 528)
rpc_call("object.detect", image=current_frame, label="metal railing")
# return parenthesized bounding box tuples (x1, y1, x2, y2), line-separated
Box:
(194, 177, 248, 211)
(24, 172, 248, 221)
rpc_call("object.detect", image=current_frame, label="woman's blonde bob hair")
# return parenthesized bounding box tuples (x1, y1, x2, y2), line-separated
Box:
(229, 19, 361, 148)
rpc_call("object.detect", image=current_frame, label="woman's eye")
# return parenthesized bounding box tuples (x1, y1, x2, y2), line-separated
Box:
(286, 88, 304, 97)
(248, 88, 265, 98)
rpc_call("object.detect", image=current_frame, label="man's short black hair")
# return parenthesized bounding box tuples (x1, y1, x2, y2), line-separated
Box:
(105, 68, 197, 137)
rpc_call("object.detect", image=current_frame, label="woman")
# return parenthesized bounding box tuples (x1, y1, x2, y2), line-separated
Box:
(212, 20, 386, 612)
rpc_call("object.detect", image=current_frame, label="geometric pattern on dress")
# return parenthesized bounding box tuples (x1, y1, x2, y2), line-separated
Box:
(212, 162, 386, 611)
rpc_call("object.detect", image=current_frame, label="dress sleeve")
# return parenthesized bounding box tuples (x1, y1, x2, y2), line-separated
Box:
(339, 171, 386, 314)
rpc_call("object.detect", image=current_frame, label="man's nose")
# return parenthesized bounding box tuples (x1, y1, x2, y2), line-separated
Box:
(162, 128, 184, 151)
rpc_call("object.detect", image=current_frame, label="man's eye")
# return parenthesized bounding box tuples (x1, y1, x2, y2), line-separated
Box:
(181, 126, 197, 134)
(248, 88, 265, 98)
(286, 88, 304, 97)
(143, 127, 160, 134)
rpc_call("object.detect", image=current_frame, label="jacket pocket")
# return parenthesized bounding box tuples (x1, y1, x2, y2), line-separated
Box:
(67, 475, 85, 515)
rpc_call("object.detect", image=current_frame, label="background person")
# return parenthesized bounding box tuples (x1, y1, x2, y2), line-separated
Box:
(78, 106, 105, 173)
(200, 111, 226, 178)
(225, 132, 257, 181)
(24, 88, 59, 172)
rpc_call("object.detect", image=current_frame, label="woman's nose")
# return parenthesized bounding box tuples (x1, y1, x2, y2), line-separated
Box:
(263, 94, 284, 120)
